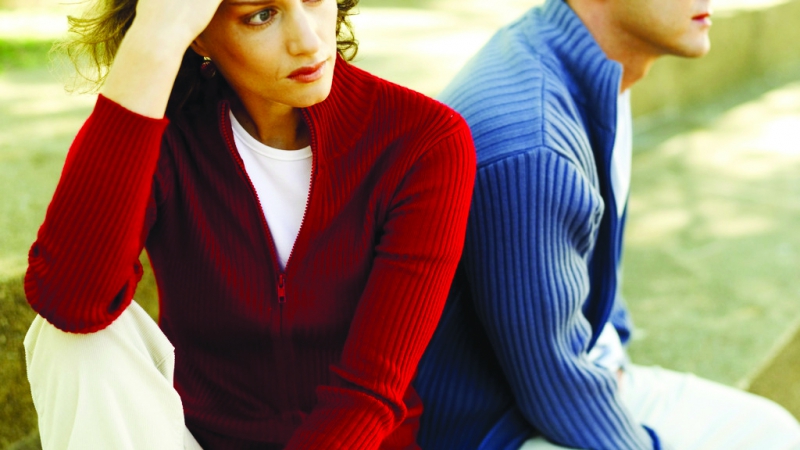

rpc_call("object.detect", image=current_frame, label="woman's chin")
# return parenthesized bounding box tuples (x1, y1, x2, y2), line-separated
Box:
(291, 81, 335, 109)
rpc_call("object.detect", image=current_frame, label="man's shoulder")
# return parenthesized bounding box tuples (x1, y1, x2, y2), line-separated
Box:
(439, 20, 591, 168)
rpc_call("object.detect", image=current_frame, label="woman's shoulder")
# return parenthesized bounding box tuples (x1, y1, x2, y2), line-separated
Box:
(336, 61, 469, 136)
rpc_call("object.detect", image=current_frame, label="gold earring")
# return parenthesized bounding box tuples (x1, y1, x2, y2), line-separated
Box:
(200, 56, 217, 79)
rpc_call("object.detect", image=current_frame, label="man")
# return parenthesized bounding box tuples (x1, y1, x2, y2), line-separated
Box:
(414, 0, 800, 448)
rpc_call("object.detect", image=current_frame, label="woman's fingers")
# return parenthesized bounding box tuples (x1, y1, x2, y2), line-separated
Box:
(133, 0, 225, 52)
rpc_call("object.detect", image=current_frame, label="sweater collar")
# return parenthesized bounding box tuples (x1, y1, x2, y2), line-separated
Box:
(533, 0, 623, 131)
(214, 55, 376, 165)
(301, 55, 377, 164)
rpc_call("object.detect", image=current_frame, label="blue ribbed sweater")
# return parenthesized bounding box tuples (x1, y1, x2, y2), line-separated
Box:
(415, 0, 660, 449)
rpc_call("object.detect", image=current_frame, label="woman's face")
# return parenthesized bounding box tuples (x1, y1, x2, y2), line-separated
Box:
(193, 0, 339, 110)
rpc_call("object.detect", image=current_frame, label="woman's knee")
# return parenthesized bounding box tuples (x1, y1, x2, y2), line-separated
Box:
(25, 300, 174, 391)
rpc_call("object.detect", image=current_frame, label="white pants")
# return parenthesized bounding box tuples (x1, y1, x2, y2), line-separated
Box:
(520, 364, 800, 450)
(25, 301, 203, 450)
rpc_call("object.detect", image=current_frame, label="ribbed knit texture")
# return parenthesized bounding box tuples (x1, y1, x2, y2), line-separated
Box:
(25, 58, 476, 448)
(415, 0, 657, 449)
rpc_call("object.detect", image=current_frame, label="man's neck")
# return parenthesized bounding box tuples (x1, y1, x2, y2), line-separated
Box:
(565, 0, 659, 92)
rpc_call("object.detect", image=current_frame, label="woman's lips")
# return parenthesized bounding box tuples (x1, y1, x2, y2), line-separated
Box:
(288, 61, 326, 83)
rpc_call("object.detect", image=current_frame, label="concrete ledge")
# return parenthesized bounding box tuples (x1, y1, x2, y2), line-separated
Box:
(748, 323, 800, 419)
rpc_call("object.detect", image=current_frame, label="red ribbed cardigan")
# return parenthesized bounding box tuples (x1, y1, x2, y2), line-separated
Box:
(24, 59, 476, 448)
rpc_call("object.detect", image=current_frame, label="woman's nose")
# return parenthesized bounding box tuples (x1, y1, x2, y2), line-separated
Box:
(285, 8, 321, 56)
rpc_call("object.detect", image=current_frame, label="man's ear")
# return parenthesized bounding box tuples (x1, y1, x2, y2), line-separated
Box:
(191, 36, 210, 58)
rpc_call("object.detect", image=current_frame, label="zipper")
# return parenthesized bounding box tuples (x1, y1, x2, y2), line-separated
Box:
(283, 107, 317, 272)
(217, 102, 318, 333)
(277, 273, 286, 334)
(277, 273, 287, 304)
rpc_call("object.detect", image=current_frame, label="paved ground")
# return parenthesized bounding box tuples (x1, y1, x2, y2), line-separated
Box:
(2, 0, 800, 447)
(624, 80, 800, 390)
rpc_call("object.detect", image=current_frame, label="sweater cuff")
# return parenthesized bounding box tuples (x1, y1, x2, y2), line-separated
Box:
(96, 93, 170, 127)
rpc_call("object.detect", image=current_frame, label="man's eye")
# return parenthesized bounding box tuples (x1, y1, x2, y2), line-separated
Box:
(247, 10, 275, 25)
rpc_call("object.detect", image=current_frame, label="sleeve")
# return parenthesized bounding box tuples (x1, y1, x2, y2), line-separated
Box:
(464, 149, 657, 449)
(610, 291, 635, 345)
(24, 95, 169, 333)
(284, 122, 477, 449)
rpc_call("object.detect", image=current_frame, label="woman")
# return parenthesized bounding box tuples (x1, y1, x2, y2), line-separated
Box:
(22, 0, 476, 448)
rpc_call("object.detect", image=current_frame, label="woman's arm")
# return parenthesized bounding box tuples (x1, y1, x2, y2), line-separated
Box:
(101, 0, 223, 118)
(285, 118, 477, 450)
(25, 0, 223, 332)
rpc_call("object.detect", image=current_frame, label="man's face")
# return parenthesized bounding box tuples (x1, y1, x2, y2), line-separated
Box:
(609, 0, 712, 58)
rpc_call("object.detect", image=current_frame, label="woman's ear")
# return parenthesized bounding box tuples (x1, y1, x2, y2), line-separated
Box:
(190, 35, 210, 59)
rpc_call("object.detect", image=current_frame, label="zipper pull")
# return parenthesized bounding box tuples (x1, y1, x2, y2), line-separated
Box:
(277, 274, 286, 304)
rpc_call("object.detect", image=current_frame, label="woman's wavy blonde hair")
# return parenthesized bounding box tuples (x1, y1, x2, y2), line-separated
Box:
(56, 0, 359, 113)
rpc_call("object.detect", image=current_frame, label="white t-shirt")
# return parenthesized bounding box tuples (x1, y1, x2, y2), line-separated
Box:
(229, 110, 312, 270)
(588, 322, 627, 373)
(610, 90, 632, 219)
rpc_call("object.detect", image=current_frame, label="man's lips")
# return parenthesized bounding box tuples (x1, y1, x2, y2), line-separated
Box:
(692, 12, 712, 22)
(288, 61, 326, 82)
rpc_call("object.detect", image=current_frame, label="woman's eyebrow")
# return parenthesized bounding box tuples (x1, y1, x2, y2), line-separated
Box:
(227, 0, 274, 6)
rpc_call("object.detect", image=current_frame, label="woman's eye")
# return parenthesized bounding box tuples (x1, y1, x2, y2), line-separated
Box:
(247, 9, 275, 25)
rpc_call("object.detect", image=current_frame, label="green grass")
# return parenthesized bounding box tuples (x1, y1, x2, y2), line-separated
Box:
(0, 277, 37, 449)
(0, 39, 54, 72)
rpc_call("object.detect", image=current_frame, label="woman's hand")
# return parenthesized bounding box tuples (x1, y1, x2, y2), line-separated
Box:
(101, 0, 224, 118)
(132, 0, 225, 54)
